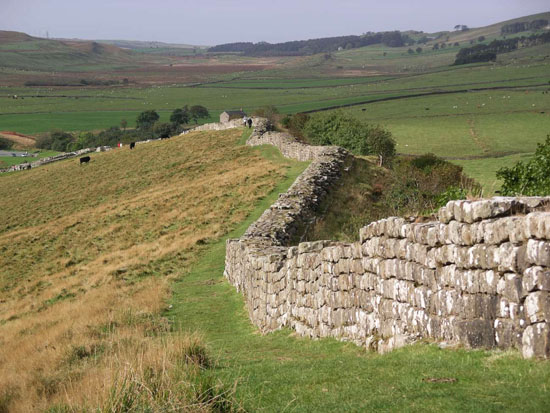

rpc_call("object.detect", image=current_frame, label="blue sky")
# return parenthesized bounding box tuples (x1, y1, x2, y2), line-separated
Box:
(1, 0, 548, 45)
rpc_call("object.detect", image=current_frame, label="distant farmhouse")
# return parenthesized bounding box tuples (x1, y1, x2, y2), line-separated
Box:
(220, 110, 247, 123)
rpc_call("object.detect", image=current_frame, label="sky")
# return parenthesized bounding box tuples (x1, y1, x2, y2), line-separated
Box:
(1, 0, 548, 46)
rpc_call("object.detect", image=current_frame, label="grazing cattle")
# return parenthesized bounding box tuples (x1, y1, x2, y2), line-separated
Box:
(130, 142, 136, 149)
(79, 156, 91, 165)
(25, 164, 31, 170)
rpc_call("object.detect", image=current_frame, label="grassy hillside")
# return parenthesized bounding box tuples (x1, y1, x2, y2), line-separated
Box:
(0, 32, 141, 72)
(0, 128, 300, 411)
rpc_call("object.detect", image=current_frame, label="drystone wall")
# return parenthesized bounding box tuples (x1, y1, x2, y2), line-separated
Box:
(224, 121, 550, 359)
(181, 118, 248, 133)
(0, 147, 99, 173)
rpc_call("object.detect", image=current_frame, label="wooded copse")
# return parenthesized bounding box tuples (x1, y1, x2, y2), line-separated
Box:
(501, 19, 549, 35)
(208, 31, 411, 56)
(454, 31, 550, 64)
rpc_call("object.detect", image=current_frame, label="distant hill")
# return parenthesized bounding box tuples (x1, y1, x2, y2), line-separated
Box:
(93, 39, 207, 50)
(0, 31, 139, 72)
(209, 11, 550, 56)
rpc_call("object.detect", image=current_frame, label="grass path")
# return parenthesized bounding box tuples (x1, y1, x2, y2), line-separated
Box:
(167, 132, 550, 412)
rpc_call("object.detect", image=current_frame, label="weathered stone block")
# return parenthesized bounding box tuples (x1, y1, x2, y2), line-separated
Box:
(523, 266, 550, 293)
(456, 319, 496, 348)
(522, 322, 550, 358)
(526, 239, 550, 267)
(497, 273, 524, 303)
(524, 291, 550, 323)
(526, 212, 550, 240)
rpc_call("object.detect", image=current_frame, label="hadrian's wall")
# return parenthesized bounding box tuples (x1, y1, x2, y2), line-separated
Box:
(224, 120, 550, 359)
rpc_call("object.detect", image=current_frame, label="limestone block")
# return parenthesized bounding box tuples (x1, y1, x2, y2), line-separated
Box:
(479, 270, 499, 294)
(496, 243, 521, 272)
(351, 259, 363, 275)
(526, 212, 550, 240)
(456, 319, 496, 348)
(522, 322, 550, 358)
(298, 241, 326, 254)
(484, 219, 511, 245)
(351, 242, 363, 259)
(438, 205, 454, 224)
(507, 216, 529, 244)
(526, 239, 550, 267)
(494, 318, 522, 349)
(471, 198, 513, 221)
(523, 266, 550, 293)
(524, 291, 550, 323)
(496, 273, 524, 303)
(334, 259, 351, 275)
(287, 246, 298, 259)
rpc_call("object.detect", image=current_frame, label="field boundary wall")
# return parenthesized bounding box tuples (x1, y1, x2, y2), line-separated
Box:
(221, 119, 550, 358)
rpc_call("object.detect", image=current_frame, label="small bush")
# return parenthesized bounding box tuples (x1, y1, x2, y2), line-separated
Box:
(0, 137, 13, 150)
(253, 105, 280, 123)
(497, 135, 550, 195)
(302, 111, 395, 162)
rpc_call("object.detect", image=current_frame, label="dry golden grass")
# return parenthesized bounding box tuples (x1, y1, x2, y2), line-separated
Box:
(0, 128, 284, 412)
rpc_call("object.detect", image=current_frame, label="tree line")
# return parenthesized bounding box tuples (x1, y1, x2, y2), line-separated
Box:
(208, 31, 412, 56)
(453, 31, 550, 65)
(36, 106, 209, 152)
(501, 19, 548, 35)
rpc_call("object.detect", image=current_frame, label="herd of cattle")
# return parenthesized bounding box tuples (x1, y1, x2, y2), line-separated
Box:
(79, 141, 136, 165)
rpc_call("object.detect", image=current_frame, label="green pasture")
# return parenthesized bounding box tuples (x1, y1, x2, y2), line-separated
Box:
(343, 90, 550, 158)
(166, 133, 550, 412)
(453, 153, 533, 196)
(0, 150, 59, 168)
(0, 55, 548, 135)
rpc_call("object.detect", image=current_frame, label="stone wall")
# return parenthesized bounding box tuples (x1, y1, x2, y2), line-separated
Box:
(224, 121, 550, 359)
(0, 147, 99, 173)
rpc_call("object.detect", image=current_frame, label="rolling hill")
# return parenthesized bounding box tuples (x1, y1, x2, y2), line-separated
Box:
(0, 31, 141, 72)
(0, 127, 293, 411)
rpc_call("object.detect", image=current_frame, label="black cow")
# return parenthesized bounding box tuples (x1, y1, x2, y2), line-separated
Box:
(130, 142, 136, 149)
(79, 156, 91, 165)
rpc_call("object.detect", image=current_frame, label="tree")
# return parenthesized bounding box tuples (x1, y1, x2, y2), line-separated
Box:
(497, 135, 550, 195)
(170, 106, 190, 125)
(189, 105, 209, 123)
(136, 110, 159, 130)
(366, 126, 396, 166)
(0, 137, 13, 150)
(416, 47, 423, 53)
(153, 122, 173, 139)
(478, 36, 486, 43)
(432, 43, 439, 50)
(407, 48, 414, 54)
(252, 105, 280, 123)
(302, 111, 395, 160)
(120, 119, 127, 131)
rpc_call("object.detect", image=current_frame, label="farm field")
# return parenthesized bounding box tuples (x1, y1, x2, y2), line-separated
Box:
(0, 150, 59, 168)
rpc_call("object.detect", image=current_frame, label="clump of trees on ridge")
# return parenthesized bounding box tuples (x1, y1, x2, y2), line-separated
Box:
(454, 31, 550, 65)
(209, 31, 412, 56)
(36, 106, 209, 152)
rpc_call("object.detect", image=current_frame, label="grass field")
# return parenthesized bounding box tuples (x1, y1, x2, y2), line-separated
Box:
(0, 150, 59, 168)
(0, 128, 296, 411)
